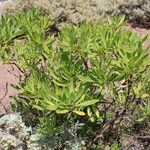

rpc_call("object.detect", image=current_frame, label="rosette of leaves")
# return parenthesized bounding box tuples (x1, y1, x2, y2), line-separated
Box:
(32, 79, 99, 116)
(0, 8, 52, 63)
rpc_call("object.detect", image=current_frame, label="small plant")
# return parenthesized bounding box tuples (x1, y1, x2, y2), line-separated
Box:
(0, 9, 150, 148)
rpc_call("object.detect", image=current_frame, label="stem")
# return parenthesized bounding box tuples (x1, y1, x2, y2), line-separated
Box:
(81, 56, 89, 70)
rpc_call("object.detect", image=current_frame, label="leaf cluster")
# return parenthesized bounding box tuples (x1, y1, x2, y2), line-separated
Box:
(0, 9, 150, 148)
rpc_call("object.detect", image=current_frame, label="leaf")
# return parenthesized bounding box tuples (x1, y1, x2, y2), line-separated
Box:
(87, 107, 92, 117)
(69, 79, 74, 93)
(77, 99, 99, 107)
(137, 118, 144, 122)
(89, 116, 95, 122)
(56, 109, 69, 114)
(49, 93, 59, 102)
(139, 34, 148, 46)
(75, 94, 85, 104)
(33, 105, 44, 111)
(79, 76, 94, 83)
(53, 80, 66, 87)
(141, 94, 149, 98)
(46, 101, 57, 110)
(113, 74, 125, 81)
(92, 106, 100, 118)
(73, 111, 86, 116)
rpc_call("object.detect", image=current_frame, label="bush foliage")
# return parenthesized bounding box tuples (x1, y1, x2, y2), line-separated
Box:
(0, 113, 44, 150)
(1, 0, 150, 26)
(0, 113, 86, 150)
(0, 8, 150, 149)
(120, 0, 150, 23)
(1, 0, 126, 27)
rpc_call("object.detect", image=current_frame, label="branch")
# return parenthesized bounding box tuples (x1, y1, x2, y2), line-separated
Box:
(87, 108, 126, 146)
(136, 136, 150, 140)
(7, 69, 20, 79)
(81, 56, 91, 70)
(0, 82, 9, 114)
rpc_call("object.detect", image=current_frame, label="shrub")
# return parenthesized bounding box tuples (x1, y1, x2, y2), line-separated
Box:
(2, 0, 150, 26)
(0, 113, 86, 150)
(119, 0, 150, 24)
(0, 113, 32, 150)
(0, 9, 150, 148)
(1, 0, 126, 27)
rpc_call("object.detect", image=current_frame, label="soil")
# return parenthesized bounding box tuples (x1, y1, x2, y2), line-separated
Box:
(0, 23, 149, 115)
(0, 62, 19, 115)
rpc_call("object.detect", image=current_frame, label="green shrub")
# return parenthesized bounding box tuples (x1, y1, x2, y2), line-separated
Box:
(0, 9, 150, 148)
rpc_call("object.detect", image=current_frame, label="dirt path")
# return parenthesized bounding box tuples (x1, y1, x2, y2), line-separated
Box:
(0, 62, 19, 115)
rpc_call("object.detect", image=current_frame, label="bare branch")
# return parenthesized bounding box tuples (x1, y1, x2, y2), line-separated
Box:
(0, 82, 9, 114)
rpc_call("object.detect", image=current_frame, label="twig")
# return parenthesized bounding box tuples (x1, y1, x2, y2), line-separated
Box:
(81, 56, 90, 70)
(7, 69, 20, 79)
(0, 82, 9, 113)
(9, 63, 25, 75)
(136, 136, 150, 140)
(0, 82, 8, 102)
(87, 108, 126, 146)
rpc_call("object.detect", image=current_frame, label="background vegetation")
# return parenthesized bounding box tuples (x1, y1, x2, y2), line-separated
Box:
(2, 0, 150, 28)
(2, 0, 127, 28)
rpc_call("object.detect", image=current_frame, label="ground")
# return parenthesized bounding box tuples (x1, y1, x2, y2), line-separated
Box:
(0, 63, 19, 114)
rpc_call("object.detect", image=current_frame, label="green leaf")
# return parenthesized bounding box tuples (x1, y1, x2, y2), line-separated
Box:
(46, 101, 57, 110)
(77, 99, 99, 107)
(73, 111, 86, 116)
(33, 105, 44, 111)
(92, 106, 100, 118)
(137, 118, 144, 122)
(49, 93, 59, 102)
(113, 74, 125, 81)
(87, 107, 92, 117)
(56, 109, 69, 114)
(141, 94, 149, 98)
(79, 76, 94, 83)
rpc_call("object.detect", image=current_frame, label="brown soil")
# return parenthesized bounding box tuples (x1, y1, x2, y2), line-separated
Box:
(0, 62, 19, 115)
(0, 23, 149, 115)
